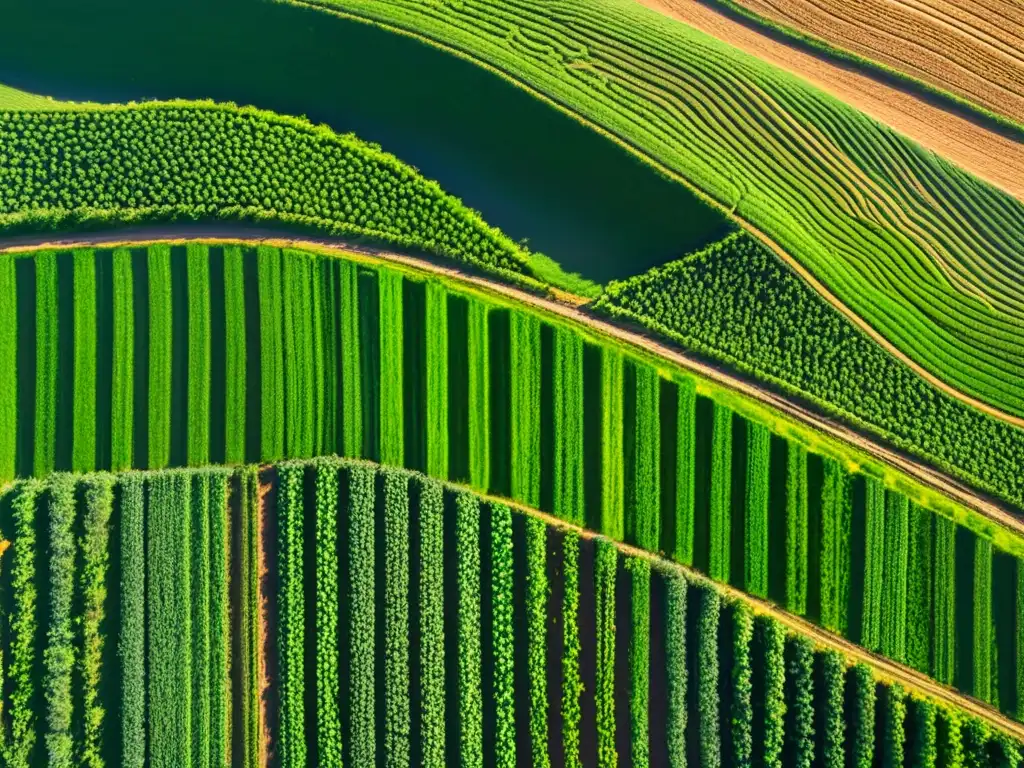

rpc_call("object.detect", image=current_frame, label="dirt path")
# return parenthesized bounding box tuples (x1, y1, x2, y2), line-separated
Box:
(3, 226, 1021, 539)
(634, 0, 1024, 202)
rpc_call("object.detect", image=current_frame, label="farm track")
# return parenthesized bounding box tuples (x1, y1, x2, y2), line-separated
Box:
(362, 457, 1024, 741)
(636, 0, 1024, 201)
(720, 0, 1024, 125)
(4, 226, 1023, 538)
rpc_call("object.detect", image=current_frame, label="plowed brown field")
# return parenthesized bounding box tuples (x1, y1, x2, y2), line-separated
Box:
(636, 0, 1024, 201)
(729, 0, 1024, 125)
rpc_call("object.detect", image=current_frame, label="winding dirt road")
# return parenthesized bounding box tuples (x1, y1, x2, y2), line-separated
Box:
(2, 226, 1021, 536)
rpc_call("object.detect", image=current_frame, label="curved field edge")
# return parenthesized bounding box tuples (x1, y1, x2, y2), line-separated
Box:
(0, 98, 601, 296)
(684, 0, 1024, 140)
(597, 231, 1024, 515)
(285, 0, 1024, 423)
(2, 233, 1020, 561)
(2, 455, 1022, 751)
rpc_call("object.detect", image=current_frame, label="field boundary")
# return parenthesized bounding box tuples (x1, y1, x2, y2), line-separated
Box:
(3, 228, 1021, 544)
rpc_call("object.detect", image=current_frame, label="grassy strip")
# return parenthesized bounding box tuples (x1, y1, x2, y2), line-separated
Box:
(665, 572, 687, 768)
(207, 474, 230, 768)
(745, 422, 770, 598)
(257, 246, 284, 462)
(467, 299, 490, 491)
(284, 251, 315, 459)
(146, 472, 192, 768)
(562, 532, 583, 768)
(72, 249, 96, 472)
(628, 558, 650, 768)
(675, 378, 696, 566)
(861, 477, 886, 651)
(630, 363, 660, 552)
(510, 312, 541, 508)
(379, 269, 404, 467)
(78, 475, 113, 767)
(384, 471, 410, 767)
(418, 478, 446, 768)
(819, 458, 850, 634)
(710, 403, 732, 584)
(882, 492, 910, 664)
(974, 539, 993, 704)
(191, 475, 211, 768)
(552, 327, 584, 526)
(0, 255, 15, 482)
(934, 517, 957, 686)
(595, 539, 618, 768)
(349, 466, 377, 765)
(44, 475, 75, 767)
(601, 350, 624, 542)
(223, 246, 246, 465)
(187, 244, 211, 466)
(147, 245, 173, 470)
(786, 442, 808, 615)
(239, 469, 262, 768)
(315, 464, 342, 765)
(34, 251, 57, 475)
(491, 503, 516, 768)
(340, 260, 363, 458)
(277, 465, 305, 767)
(3, 481, 41, 768)
(525, 517, 549, 767)
(110, 249, 134, 472)
(425, 281, 449, 479)
(117, 476, 145, 768)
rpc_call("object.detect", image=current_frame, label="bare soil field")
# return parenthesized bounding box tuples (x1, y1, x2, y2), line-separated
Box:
(636, 0, 1024, 202)
(726, 0, 1024, 125)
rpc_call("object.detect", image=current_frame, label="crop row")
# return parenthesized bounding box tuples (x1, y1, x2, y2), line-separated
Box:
(597, 231, 1024, 513)
(2, 242, 1022, 715)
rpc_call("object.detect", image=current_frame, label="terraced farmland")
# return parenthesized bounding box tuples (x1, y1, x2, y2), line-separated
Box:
(1, 0, 1021, 762)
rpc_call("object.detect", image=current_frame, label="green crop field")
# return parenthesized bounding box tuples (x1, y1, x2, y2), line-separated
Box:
(0, 458, 1019, 767)
(1, 0, 1021, 762)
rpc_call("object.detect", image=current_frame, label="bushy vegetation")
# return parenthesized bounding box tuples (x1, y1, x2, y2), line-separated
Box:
(0, 103, 531, 277)
(2, 241, 1022, 719)
(598, 233, 1024, 511)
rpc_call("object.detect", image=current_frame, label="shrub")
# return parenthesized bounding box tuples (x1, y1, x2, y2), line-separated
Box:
(595, 539, 618, 768)
(384, 470, 411, 767)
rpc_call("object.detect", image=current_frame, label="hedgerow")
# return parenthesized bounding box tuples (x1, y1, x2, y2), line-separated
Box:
(974, 539, 993, 704)
(34, 251, 57, 476)
(44, 475, 76, 768)
(882, 684, 907, 768)
(190, 474, 211, 768)
(110, 248, 134, 472)
(418, 478, 446, 768)
(819, 650, 846, 768)
(675, 378, 696, 567)
(277, 465, 305, 768)
(457, 492, 483, 768)
(186, 244, 210, 466)
(562, 532, 583, 768)
(601, 351, 625, 542)
(595, 539, 618, 768)
(818, 459, 850, 635)
(745, 423, 770, 599)
(908, 697, 937, 768)
(72, 250, 96, 473)
(760, 616, 787, 768)
(0, 255, 14, 481)
(628, 557, 651, 768)
(598, 232, 1024, 511)
(510, 312, 542, 508)
(934, 517, 957, 686)
(664, 572, 688, 768)
(786, 443, 808, 616)
(315, 463, 342, 766)
(223, 246, 246, 466)
(849, 664, 876, 768)
(117, 476, 145, 768)
(525, 518, 549, 767)
(425, 282, 449, 479)
(882, 492, 910, 664)
(491, 503, 516, 768)
(0, 103, 532, 276)
(629, 363, 660, 553)
(348, 466, 377, 766)
(784, 635, 815, 768)
(709, 404, 732, 584)
(861, 478, 886, 652)
(907, 503, 933, 675)
(553, 327, 584, 526)
(379, 269, 404, 468)
(147, 246, 173, 470)
(731, 603, 755, 768)
(207, 473, 230, 768)
(384, 471, 411, 767)
(697, 586, 721, 768)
